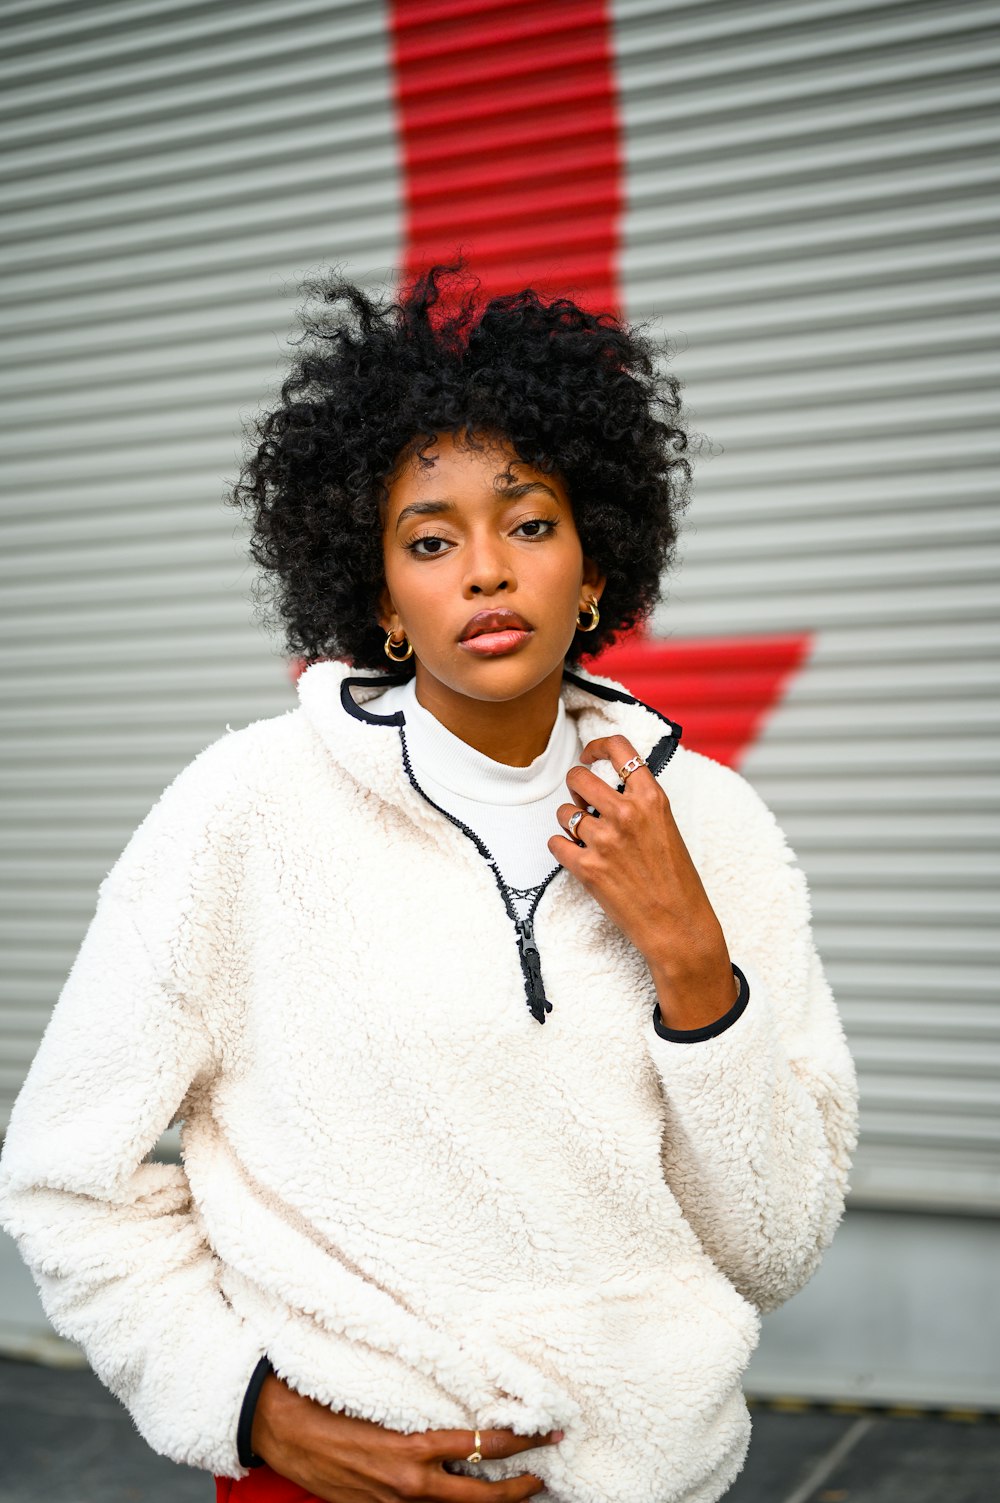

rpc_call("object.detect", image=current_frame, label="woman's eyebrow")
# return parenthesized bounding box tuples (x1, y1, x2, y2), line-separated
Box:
(495, 479, 560, 501)
(395, 481, 559, 532)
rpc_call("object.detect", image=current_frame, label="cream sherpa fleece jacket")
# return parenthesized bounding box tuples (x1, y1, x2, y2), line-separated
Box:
(0, 659, 859, 1503)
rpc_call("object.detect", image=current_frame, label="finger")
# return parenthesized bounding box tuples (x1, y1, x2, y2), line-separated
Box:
(424, 1427, 562, 1464)
(554, 803, 595, 847)
(565, 762, 626, 817)
(433, 1468, 547, 1503)
(547, 830, 585, 869)
(581, 735, 656, 791)
(426, 1427, 559, 1503)
(580, 733, 638, 768)
(547, 840, 600, 893)
(564, 786, 601, 815)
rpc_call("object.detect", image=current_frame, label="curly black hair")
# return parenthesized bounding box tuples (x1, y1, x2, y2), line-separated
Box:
(225, 259, 693, 673)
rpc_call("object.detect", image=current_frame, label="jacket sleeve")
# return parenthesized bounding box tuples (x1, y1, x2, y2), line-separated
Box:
(647, 762, 860, 1316)
(0, 744, 268, 1477)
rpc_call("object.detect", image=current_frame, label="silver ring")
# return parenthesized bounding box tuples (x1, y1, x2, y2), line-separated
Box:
(619, 754, 647, 783)
(567, 809, 587, 844)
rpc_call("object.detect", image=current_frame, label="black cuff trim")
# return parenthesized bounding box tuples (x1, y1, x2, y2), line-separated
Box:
(652, 963, 750, 1042)
(237, 1355, 274, 1469)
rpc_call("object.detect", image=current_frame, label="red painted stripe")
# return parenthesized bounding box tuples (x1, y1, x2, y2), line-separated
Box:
(583, 627, 816, 769)
(387, 0, 624, 312)
(384, 2, 810, 763)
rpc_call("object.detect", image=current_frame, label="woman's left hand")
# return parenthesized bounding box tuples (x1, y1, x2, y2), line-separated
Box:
(547, 734, 739, 1026)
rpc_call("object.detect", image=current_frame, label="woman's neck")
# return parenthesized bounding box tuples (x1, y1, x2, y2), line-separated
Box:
(408, 661, 566, 766)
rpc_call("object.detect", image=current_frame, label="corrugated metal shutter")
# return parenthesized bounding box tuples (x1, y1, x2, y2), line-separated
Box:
(0, 0, 402, 1128)
(3, 0, 998, 1222)
(613, 0, 1000, 1210)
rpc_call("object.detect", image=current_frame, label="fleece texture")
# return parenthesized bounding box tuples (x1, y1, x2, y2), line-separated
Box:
(0, 658, 859, 1503)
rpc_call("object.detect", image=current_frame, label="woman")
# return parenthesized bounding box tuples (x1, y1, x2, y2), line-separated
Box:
(0, 263, 859, 1503)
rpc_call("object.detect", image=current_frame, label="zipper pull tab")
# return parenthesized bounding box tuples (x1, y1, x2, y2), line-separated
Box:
(515, 916, 552, 1024)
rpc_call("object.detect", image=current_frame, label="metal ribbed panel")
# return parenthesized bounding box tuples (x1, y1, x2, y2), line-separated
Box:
(615, 0, 1000, 1210)
(3, 0, 998, 1216)
(0, 0, 402, 1125)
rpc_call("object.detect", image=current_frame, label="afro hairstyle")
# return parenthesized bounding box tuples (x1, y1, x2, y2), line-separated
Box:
(225, 259, 693, 674)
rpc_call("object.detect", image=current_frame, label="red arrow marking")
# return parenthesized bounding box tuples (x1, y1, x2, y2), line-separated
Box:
(388, 0, 624, 313)
(580, 625, 816, 769)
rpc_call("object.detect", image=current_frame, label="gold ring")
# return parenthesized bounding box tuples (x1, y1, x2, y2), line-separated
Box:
(566, 809, 587, 844)
(467, 1428, 483, 1464)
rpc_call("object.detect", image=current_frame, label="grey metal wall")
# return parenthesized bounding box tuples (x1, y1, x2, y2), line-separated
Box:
(0, 0, 402, 1126)
(1, 0, 997, 1250)
(1, 0, 998, 1405)
(613, 0, 1000, 1215)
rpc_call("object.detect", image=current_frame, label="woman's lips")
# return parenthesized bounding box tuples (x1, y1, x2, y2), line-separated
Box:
(458, 628, 534, 656)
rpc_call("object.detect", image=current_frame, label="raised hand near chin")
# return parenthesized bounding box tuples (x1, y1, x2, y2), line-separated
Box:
(547, 734, 740, 1030)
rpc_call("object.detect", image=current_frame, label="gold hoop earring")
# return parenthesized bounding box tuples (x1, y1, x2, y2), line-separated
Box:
(576, 598, 600, 632)
(384, 628, 413, 662)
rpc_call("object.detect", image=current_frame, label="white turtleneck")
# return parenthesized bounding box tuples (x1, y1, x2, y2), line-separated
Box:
(373, 675, 583, 916)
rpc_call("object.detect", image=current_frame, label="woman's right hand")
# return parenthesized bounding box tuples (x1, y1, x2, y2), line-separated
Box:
(251, 1372, 565, 1502)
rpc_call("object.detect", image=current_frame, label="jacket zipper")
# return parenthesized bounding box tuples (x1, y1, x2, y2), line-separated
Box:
(640, 731, 680, 784)
(396, 724, 681, 1027)
(398, 728, 559, 1022)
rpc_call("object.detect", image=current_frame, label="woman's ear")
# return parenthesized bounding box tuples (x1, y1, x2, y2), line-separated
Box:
(376, 581, 395, 634)
(582, 556, 607, 602)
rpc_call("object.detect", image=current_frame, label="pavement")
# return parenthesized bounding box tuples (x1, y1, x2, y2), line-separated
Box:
(2, 1357, 998, 1503)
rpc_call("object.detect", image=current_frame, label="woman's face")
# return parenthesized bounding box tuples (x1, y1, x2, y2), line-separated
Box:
(377, 428, 605, 706)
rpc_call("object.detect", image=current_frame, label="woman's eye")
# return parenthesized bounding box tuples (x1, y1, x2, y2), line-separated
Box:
(516, 518, 558, 539)
(404, 518, 557, 557)
(406, 534, 450, 556)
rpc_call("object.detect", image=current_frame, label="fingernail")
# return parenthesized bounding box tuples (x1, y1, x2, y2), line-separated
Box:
(550, 1429, 565, 1442)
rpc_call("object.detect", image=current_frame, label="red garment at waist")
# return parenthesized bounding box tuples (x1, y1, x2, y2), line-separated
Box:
(215, 1465, 320, 1502)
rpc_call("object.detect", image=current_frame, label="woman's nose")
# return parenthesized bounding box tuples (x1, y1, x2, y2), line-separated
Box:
(464, 537, 515, 596)
(470, 575, 511, 595)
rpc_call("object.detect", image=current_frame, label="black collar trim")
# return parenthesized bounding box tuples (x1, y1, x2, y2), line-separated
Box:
(560, 666, 679, 734)
(338, 664, 683, 758)
(339, 668, 412, 726)
(556, 668, 684, 779)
